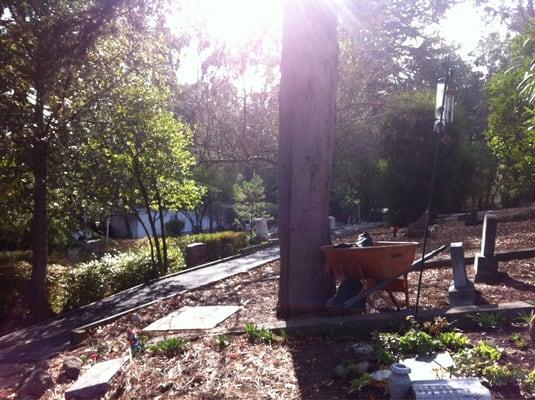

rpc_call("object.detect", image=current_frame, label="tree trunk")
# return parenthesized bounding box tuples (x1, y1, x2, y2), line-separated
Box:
(155, 187, 169, 273)
(29, 76, 50, 320)
(277, 0, 338, 318)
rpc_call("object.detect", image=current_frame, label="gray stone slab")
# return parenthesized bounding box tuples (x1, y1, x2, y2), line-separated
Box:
(412, 378, 491, 400)
(65, 356, 129, 399)
(401, 352, 454, 381)
(143, 305, 240, 331)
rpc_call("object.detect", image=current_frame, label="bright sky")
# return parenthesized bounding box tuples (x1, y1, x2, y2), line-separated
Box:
(169, 0, 505, 84)
(168, 0, 282, 85)
(439, 1, 506, 61)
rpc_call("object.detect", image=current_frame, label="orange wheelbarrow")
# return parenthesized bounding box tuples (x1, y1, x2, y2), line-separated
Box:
(320, 241, 418, 310)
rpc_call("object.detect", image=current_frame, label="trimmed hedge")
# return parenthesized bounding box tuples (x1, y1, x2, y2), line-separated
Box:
(0, 231, 248, 328)
(173, 231, 250, 262)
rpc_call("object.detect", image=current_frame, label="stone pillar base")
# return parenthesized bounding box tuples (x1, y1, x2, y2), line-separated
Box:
(474, 255, 499, 283)
(448, 282, 476, 307)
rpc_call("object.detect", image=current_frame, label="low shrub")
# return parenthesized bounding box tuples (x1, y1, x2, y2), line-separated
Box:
(0, 244, 185, 325)
(437, 331, 470, 352)
(62, 250, 157, 310)
(148, 337, 187, 356)
(165, 219, 185, 236)
(173, 231, 249, 262)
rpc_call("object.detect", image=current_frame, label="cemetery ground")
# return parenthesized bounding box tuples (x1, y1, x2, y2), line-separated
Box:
(1, 208, 535, 399)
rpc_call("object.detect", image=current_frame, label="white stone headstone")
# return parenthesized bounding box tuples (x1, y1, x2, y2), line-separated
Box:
(328, 216, 336, 230)
(254, 218, 269, 241)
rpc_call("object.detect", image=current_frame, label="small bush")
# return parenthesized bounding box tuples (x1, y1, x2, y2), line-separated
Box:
(482, 364, 517, 387)
(174, 231, 249, 262)
(63, 251, 156, 310)
(245, 323, 273, 344)
(148, 337, 186, 356)
(165, 219, 185, 237)
(398, 329, 441, 355)
(437, 331, 470, 352)
(468, 312, 506, 329)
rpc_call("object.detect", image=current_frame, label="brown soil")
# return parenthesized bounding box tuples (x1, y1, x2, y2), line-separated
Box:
(2, 210, 535, 399)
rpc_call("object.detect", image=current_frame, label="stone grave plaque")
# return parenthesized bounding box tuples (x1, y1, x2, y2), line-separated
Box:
(143, 305, 240, 332)
(65, 356, 129, 399)
(412, 378, 491, 400)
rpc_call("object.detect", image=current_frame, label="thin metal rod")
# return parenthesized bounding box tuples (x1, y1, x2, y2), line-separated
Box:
(414, 55, 451, 318)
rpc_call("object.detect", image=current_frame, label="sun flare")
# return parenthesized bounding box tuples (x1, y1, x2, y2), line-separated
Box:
(168, 0, 282, 47)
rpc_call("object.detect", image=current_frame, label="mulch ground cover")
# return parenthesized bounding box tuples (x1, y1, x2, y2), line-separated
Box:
(2, 208, 535, 399)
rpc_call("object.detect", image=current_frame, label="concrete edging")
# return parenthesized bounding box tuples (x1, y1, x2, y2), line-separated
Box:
(247, 301, 535, 337)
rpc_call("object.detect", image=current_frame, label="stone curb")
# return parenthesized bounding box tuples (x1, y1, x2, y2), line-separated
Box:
(199, 301, 535, 339)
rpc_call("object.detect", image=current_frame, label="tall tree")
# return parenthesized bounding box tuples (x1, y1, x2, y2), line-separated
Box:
(277, 0, 338, 318)
(0, 0, 150, 319)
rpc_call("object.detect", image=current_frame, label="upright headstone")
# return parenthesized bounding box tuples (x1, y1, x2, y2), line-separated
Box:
(328, 216, 336, 231)
(254, 218, 269, 241)
(448, 242, 475, 306)
(474, 213, 499, 283)
(407, 211, 429, 238)
(464, 210, 479, 226)
(185, 242, 209, 267)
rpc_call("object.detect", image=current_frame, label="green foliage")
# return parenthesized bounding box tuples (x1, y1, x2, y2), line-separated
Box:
(421, 316, 453, 337)
(398, 329, 441, 355)
(148, 337, 187, 356)
(517, 310, 535, 326)
(485, 26, 535, 205)
(245, 323, 273, 344)
(233, 174, 271, 227)
(437, 332, 470, 352)
(468, 312, 507, 329)
(347, 373, 372, 394)
(0, 246, 184, 322)
(482, 364, 518, 387)
(216, 334, 230, 348)
(174, 231, 249, 261)
(454, 341, 503, 379)
(374, 348, 396, 366)
(521, 369, 535, 396)
(165, 219, 185, 237)
(509, 333, 529, 350)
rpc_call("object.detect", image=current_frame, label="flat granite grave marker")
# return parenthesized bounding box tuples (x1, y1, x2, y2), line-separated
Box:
(401, 352, 454, 381)
(474, 212, 499, 283)
(448, 242, 475, 307)
(412, 378, 491, 400)
(143, 305, 240, 332)
(65, 356, 129, 399)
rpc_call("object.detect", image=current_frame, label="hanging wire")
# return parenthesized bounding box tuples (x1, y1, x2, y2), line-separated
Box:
(414, 55, 452, 318)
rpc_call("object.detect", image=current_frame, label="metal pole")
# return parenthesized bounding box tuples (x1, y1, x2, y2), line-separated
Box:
(414, 55, 451, 318)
